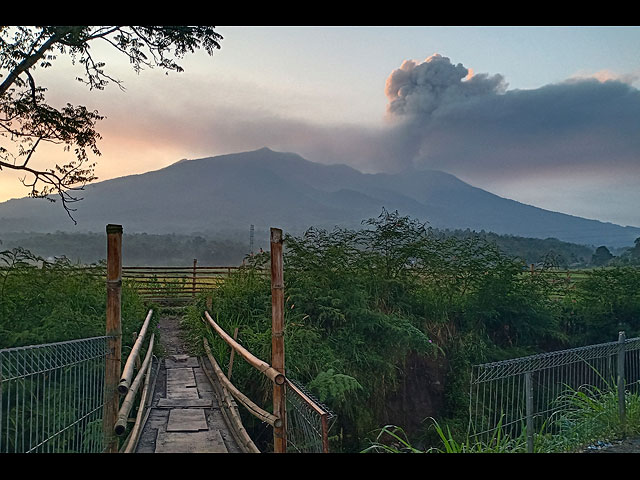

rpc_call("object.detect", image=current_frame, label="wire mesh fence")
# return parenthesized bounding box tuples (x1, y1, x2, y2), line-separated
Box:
(0, 336, 109, 453)
(285, 377, 336, 453)
(469, 333, 640, 451)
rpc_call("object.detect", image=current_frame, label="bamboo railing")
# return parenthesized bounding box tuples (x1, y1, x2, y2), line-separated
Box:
(111, 308, 158, 452)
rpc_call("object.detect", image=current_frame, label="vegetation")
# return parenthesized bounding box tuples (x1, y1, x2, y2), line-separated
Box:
(0, 247, 148, 349)
(365, 382, 640, 453)
(0, 231, 250, 266)
(2, 209, 639, 453)
(0, 228, 601, 268)
(180, 210, 639, 452)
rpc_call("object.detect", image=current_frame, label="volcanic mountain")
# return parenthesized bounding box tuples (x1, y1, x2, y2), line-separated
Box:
(1, 147, 638, 248)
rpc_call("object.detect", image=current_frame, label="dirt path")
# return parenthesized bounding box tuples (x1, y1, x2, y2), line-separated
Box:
(156, 314, 191, 356)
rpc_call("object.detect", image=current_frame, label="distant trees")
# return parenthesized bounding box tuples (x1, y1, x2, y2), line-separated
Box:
(591, 245, 614, 266)
(0, 26, 222, 221)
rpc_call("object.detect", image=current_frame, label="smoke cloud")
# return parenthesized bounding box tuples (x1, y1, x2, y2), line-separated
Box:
(376, 54, 640, 181)
(384, 54, 507, 117)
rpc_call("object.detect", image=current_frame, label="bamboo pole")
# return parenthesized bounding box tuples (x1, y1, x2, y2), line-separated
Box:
(118, 309, 153, 395)
(200, 343, 261, 453)
(115, 333, 155, 436)
(103, 224, 123, 453)
(203, 338, 281, 428)
(270, 227, 286, 453)
(204, 311, 284, 385)
(123, 349, 155, 453)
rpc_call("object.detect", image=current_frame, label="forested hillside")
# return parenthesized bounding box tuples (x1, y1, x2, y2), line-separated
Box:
(0, 226, 612, 267)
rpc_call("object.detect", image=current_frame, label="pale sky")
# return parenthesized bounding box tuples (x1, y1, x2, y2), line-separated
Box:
(2, 26, 640, 228)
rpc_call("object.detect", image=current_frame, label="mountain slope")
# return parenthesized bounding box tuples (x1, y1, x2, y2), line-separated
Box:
(0, 147, 638, 247)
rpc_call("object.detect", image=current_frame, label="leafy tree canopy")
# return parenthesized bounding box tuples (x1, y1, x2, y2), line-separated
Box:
(0, 26, 222, 221)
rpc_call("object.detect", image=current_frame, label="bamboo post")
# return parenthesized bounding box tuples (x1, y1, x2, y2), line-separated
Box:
(192, 258, 197, 297)
(270, 227, 286, 453)
(618, 331, 627, 428)
(104, 224, 123, 453)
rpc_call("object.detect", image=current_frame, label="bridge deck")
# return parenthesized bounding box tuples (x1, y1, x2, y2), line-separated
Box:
(134, 351, 243, 453)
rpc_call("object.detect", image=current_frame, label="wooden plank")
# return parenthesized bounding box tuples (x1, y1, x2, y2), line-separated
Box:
(155, 430, 228, 453)
(167, 409, 208, 432)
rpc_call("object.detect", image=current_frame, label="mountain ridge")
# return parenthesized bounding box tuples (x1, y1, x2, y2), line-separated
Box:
(0, 147, 638, 248)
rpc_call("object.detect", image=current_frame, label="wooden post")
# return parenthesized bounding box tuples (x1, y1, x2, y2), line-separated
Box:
(270, 227, 286, 453)
(104, 224, 123, 453)
(192, 258, 197, 297)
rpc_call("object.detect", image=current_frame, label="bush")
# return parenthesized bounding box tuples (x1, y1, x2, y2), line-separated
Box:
(0, 247, 148, 349)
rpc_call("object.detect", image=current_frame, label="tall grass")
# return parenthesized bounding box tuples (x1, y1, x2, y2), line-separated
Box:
(0, 247, 148, 349)
(364, 384, 640, 453)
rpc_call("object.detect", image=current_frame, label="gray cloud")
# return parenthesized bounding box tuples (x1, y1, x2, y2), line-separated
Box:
(379, 55, 640, 178)
(385, 54, 507, 117)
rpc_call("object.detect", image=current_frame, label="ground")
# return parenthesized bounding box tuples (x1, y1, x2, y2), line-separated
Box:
(583, 436, 640, 453)
(156, 313, 191, 356)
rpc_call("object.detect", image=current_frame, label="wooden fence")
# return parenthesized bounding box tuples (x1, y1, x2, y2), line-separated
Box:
(122, 262, 255, 303)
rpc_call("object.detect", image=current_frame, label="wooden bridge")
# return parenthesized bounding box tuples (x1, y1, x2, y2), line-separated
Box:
(0, 225, 334, 454)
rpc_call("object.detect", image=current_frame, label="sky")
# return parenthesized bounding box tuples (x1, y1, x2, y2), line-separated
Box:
(2, 26, 640, 227)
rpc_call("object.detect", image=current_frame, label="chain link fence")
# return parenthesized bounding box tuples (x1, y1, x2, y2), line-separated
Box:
(286, 377, 336, 453)
(0, 336, 110, 453)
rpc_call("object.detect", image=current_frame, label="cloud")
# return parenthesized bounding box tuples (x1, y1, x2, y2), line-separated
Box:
(80, 52, 640, 191)
(384, 54, 507, 117)
(378, 55, 640, 179)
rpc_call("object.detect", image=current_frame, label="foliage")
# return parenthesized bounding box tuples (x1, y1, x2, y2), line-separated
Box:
(0, 231, 249, 266)
(562, 266, 640, 345)
(0, 26, 222, 220)
(176, 210, 639, 452)
(0, 247, 148, 349)
(592, 245, 614, 266)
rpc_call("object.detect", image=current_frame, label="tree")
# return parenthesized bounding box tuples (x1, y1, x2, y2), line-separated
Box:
(0, 26, 222, 222)
(591, 245, 614, 266)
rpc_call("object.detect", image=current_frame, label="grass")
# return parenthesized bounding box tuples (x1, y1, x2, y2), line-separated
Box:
(363, 384, 640, 453)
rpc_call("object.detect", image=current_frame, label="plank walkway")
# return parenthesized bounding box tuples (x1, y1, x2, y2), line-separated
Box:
(134, 353, 242, 453)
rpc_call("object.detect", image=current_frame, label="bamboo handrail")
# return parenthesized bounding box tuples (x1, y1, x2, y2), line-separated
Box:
(204, 311, 285, 385)
(123, 353, 156, 453)
(115, 333, 155, 436)
(118, 309, 153, 395)
(203, 338, 282, 428)
(200, 352, 260, 453)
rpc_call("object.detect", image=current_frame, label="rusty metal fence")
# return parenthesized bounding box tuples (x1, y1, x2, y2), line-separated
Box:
(286, 377, 335, 453)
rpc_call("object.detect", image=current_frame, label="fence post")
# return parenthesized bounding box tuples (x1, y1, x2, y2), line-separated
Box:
(192, 258, 197, 297)
(618, 331, 626, 428)
(525, 371, 534, 453)
(270, 227, 286, 453)
(104, 224, 123, 453)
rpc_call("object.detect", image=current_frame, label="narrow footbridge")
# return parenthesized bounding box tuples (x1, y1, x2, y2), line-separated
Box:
(0, 225, 334, 453)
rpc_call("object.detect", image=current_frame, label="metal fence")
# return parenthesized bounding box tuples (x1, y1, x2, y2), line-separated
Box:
(0, 336, 109, 453)
(285, 377, 336, 453)
(469, 332, 640, 452)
